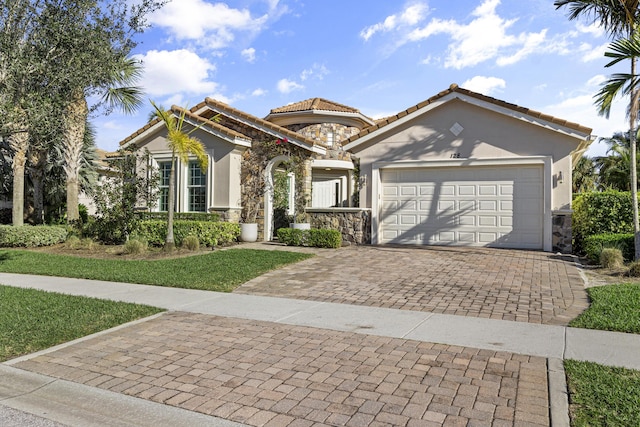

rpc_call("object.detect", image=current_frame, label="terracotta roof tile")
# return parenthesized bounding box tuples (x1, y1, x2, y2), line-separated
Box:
(270, 97, 362, 114)
(345, 84, 592, 145)
(204, 97, 318, 149)
(118, 102, 249, 146)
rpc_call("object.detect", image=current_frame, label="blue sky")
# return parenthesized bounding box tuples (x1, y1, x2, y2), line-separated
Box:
(93, 0, 630, 157)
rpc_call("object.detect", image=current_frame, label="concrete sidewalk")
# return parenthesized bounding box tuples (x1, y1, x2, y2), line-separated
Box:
(2, 272, 639, 370)
(1, 272, 639, 427)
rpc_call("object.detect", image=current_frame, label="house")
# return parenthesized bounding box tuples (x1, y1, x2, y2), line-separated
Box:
(119, 84, 592, 253)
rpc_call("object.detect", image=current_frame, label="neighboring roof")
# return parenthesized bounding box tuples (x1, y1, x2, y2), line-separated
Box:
(270, 98, 361, 114)
(204, 97, 325, 154)
(344, 83, 593, 149)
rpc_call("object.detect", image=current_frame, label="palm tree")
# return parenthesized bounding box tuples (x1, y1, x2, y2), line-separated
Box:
(62, 56, 143, 222)
(151, 102, 209, 250)
(573, 155, 597, 193)
(555, 0, 640, 259)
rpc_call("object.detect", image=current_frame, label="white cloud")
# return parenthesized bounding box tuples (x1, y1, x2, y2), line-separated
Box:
(581, 42, 609, 62)
(577, 22, 605, 38)
(242, 47, 256, 63)
(300, 63, 329, 81)
(461, 76, 506, 95)
(150, 0, 268, 48)
(403, 0, 568, 69)
(252, 88, 267, 96)
(360, 2, 429, 41)
(102, 121, 124, 130)
(542, 82, 627, 157)
(277, 78, 304, 94)
(134, 49, 218, 96)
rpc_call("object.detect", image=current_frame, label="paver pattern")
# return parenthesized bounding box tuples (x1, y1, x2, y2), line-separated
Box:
(15, 312, 550, 427)
(235, 245, 588, 325)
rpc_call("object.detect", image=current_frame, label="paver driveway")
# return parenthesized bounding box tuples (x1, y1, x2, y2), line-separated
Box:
(235, 245, 589, 325)
(15, 312, 550, 427)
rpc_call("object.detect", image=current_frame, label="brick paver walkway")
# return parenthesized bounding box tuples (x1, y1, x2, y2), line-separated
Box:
(235, 245, 588, 325)
(15, 312, 550, 427)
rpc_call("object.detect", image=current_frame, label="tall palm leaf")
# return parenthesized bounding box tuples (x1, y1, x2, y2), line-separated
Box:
(62, 56, 143, 222)
(556, 0, 640, 259)
(151, 101, 208, 250)
(573, 155, 597, 193)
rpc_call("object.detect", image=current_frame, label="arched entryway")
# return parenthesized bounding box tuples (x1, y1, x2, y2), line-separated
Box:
(263, 155, 292, 241)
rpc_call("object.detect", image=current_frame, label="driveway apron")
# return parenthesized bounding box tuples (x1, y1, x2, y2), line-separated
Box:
(235, 245, 589, 326)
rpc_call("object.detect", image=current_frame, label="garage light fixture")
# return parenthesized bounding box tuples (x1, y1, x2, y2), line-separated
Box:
(557, 171, 564, 184)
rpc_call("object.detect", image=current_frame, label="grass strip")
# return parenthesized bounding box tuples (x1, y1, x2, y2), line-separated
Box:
(565, 360, 640, 427)
(0, 285, 163, 362)
(569, 284, 640, 334)
(0, 249, 312, 292)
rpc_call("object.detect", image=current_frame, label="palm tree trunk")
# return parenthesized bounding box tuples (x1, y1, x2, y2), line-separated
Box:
(8, 131, 29, 226)
(62, 91, 88, 223)
(164, 153, 176, 251)
(27, 147, 47, 224)
(631, 55, 640, 260)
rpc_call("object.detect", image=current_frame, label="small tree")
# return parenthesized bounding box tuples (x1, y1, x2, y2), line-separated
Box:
(91, 147, 159, 244)
(151, 102, 208, 251)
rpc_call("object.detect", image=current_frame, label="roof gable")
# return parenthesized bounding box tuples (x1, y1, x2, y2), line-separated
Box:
(270, 98, 361, 114)
(203, 97, 326, 155)
(344, 84, 593, 152)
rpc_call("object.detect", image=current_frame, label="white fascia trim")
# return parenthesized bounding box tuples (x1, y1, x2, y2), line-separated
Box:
(268, 110, 376, 127)
(311, 159, 355, 170)
(206, 105, 326, 155)
(345, 93, 591, 152)
(453, 93, 592, 140)
(370, 156, 553, 252)
(181, 116, 251, 148)
(120, 122, 165, 150)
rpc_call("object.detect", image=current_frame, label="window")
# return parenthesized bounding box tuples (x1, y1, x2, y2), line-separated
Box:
(158, 161, 171, 212)
(326, 131, 334, 147)
(188, 161, 206, 212)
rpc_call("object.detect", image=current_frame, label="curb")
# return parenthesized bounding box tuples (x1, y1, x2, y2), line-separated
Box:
(548, 358, 570, 427)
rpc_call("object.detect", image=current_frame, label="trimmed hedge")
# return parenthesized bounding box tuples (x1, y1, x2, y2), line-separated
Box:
(132, 220, 239, 247)
(573, 191, 634, 254)
(0, 225, 68, 247)
(135, 212, 220, 222)
(277, 228, 342, 248)
(584, 233, 634, 263)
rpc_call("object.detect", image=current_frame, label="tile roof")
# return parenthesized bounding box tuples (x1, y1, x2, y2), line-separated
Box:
(204, 97, 319, 149)
(119, 104, 249, 147)
(269, 98, 362, 114)
(345, 83, 593, 145)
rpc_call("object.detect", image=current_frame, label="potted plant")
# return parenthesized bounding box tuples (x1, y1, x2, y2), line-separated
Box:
(239, 152, 264, 242)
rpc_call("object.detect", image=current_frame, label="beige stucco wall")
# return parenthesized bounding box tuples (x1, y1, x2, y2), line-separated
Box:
(352, 99, 582, 212)
(132, 125, 244, 212)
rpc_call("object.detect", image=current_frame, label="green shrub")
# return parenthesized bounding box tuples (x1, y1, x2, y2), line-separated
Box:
(307, 229, 342, 248)
(182, 235, 200, 251)
(573, 191, 634, 253)
(277, 228, 305, 246)
(600, 247, 624, 269)
(123, 238, 147, 255)
(80, 238, 97, 251)
(0, 225, 67, 247)
(135, 212, 220, 222)
(277, 228, 342, 248)
(584, 233, 634, 263)
(132, 220, 239, 247)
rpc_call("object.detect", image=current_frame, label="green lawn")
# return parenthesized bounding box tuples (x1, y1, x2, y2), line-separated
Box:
(565, 360, 640, 427)
(0, 248, 313, 292)
(569, 284, 640, 334)
(0, 285, 163, 362)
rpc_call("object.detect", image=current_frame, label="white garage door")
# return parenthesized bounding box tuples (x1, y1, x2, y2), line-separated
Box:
(380, 165, 543, 249)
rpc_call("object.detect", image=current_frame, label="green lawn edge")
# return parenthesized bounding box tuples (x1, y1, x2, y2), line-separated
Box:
(0, 248, 313, 292)
(0, 285, 164, 362)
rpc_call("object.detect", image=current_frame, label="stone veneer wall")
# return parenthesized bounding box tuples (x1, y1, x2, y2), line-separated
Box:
(552, 210, 572, 254)
(307, 208, 372, 245)
(287, 123, 361, 147)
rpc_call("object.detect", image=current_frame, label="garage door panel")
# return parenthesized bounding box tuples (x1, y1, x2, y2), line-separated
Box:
(380, 165, 543, 249)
